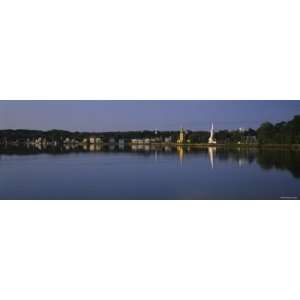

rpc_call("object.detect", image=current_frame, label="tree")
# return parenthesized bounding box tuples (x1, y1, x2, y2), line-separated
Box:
(257, 122, 275, 144)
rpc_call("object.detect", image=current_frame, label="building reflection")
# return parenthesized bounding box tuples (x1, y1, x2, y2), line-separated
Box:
(208, 147, 216, 169)
(154, 150, 158, 162)
(35, 144, 42, 151)
(1, 143, 300, 179)
(108, 145, 115, 151)
(238, 158, 247, 167)
(177, 146, 184, 164)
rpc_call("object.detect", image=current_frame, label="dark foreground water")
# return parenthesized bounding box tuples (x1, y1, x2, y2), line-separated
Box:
(0, 145, 299, 199)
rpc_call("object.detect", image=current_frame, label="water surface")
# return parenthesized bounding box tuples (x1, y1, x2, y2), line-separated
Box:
(1, 145, 299, 199)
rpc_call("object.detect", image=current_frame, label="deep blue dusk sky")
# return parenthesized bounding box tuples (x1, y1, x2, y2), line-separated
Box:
(1, 101, 300, 132)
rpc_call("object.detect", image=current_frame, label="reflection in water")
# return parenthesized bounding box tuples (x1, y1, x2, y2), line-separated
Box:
(256, 149, 300, 178)
(208, 147, 216, 169)
(238, 158, 247, 167)
(177, 146, 184, 165)
(109, 145, 115, 151)
(1, 144, 300, 179)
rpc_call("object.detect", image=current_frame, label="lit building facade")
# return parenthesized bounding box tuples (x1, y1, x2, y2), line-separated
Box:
(177, 127, 186, 144)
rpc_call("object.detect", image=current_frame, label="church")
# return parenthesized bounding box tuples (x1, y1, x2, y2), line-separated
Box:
(208, 123, 217, 144)
(177, 127, 186, 144)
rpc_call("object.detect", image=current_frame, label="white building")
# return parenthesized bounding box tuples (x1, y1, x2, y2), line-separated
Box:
(208, 123, 217, 144)
(35, 137, 42, 144)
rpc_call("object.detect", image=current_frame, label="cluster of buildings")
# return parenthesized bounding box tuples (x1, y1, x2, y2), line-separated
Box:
(0, 124, 216, 147)
(1, 123, 260, 148)
(18, 136, 108, 147)
(131, 136, 172, 145)
(3, 135, 174, 147)
(176, 123, 217, 144)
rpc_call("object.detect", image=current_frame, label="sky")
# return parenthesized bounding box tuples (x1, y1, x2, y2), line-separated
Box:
(1, 100, 300, 132)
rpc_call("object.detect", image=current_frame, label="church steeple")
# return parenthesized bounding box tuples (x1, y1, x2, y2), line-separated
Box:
(177, 126, 186, 144)
(208, 122, 217, 144)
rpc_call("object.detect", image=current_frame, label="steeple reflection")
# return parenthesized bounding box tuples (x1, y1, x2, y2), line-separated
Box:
(208, 147, 216, 169)
(1, 143, 300, 180)
(177, 146, 184, 165)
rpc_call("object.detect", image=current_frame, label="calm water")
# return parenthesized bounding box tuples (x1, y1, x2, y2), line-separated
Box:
(1, 145, 299, 199)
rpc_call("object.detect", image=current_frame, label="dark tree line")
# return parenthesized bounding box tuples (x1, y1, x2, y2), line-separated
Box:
(256, 115, 300, 144)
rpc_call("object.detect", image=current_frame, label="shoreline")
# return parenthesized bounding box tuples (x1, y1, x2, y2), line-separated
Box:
(1, 142, 300, 149)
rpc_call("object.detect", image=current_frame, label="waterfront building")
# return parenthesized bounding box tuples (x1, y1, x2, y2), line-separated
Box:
(95, 137, 102, 144)
(64, 137, 70, 144)
(35, 137, 42, 144)
(95, 144, 102, 151)
(89, 137, 95, 144)
(71, 139, 80, 144)
(144, 138, 150, 144)
(164, 137, 172, 143)
(245, 136, 257, 144)
(208, 123, 217, 144)
(118, 140, 125, 150)
(177, 127, 186, 144)
(118, 139, 125, 145)
(109, 138, 116, 144)
(82, 138, 88, 144)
